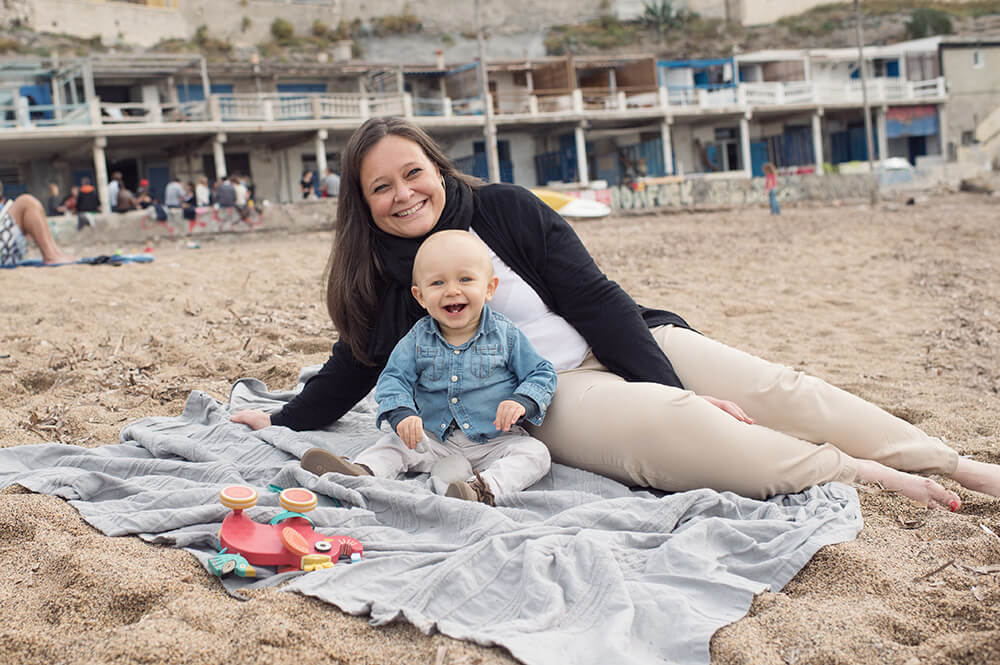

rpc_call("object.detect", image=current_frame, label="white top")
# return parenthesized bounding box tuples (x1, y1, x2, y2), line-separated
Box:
(472, 230, 590, 372)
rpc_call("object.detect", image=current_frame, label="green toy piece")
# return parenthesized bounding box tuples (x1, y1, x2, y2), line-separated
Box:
(208, 548, 256, 578)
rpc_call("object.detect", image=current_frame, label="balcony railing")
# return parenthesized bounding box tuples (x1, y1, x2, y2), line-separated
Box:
(0, 77, 947, 134)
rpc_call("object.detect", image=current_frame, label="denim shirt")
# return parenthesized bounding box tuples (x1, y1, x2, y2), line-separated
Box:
(375, 305, 557, 444)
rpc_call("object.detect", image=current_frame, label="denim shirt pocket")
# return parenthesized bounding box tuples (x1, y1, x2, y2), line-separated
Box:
(470, 343, 503, 379)
(415, 344, 444, 384)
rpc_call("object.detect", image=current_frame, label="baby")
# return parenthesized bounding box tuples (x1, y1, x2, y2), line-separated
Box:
(301, 230, 557, 505)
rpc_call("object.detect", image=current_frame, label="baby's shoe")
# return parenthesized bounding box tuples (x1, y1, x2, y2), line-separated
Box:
(301, 448, 372, 477)
(446, 470, 495, 506)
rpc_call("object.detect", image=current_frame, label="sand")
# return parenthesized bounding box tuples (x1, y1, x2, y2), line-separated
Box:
(1, 191, 998, 665)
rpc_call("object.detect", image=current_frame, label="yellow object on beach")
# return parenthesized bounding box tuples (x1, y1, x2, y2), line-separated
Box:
(529, 188, 611, 219)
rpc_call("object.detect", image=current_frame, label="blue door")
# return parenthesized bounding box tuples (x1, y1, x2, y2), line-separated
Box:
(147, 166, 170, 203)
(750, 140, 769, 176)
(177, 83, 233, 102)
(19, 84, 53, 119)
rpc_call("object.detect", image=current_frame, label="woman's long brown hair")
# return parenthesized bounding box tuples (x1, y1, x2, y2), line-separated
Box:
(325, 117, 480, 364)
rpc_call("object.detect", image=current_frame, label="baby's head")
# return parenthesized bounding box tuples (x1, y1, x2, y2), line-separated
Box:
(411, 230, 498, 338)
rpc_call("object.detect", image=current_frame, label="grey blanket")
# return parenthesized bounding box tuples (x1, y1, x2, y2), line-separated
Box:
(0, 372, 863, 665)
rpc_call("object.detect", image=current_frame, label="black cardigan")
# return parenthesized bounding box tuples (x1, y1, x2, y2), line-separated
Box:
(270, 184, 692, 431)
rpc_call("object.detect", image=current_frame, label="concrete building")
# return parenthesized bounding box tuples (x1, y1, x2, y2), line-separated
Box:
(938, 36, 1000, 168)
(0, 35, 964, 208)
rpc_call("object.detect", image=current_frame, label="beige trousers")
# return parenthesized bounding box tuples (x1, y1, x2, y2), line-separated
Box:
(527, 325, 959, 499)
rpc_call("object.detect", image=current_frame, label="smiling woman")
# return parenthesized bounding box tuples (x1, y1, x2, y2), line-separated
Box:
(230, 116, 1000, 510)
(359, 135, 446, 239)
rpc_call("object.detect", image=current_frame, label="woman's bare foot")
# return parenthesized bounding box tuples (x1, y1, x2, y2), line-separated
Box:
(949, 458, 1000, 498)
(855, 459, 961, 511)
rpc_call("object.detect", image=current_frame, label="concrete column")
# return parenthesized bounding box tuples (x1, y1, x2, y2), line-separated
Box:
(141, 84, 161, 123)
(444, 97, 453, 117)
(92, 137, 111, 214)
(15, 97, 32, 128)
(52, 78, 64, 122)
(660, 120, 674, 175)
(739, 113, 752, 178)
(574, 124, 589, 186)
(876, 106, 889, 161)
(213, 133, 228, 180)
(812, 110, 824, 175)
(314, 130, 328, 175)
(88, 96, 102, 126)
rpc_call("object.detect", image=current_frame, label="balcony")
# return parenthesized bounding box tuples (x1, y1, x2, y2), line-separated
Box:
(0, 77, 947, 135)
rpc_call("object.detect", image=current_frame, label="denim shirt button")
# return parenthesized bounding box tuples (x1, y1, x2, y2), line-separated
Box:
(450, 375, 458, 382)
(440, 423, 447, 429)
(462, 423, 470, 429)
(451, 397, 458, 403)
(453, 349, 460, 354)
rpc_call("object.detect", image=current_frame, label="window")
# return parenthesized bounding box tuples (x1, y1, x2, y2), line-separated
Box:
(973, 50, 984, 69)
(961, 130, 975, 146)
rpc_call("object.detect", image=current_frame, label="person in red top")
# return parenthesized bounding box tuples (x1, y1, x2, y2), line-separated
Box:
(763, 162, 780, 215)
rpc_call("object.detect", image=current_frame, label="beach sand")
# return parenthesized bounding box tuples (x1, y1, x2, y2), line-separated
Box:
(2, 192, 998, 664)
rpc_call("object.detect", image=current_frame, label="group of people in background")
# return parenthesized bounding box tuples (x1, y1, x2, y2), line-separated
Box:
(300, 166, 340, 199)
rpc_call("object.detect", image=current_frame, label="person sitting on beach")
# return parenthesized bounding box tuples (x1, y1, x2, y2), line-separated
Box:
(1, 188, 74, 266)
(300, 230, 557, 505)
(232, 116, 1000, 511)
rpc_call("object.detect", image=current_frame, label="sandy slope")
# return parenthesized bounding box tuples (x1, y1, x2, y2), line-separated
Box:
(1, 192, 998, 664)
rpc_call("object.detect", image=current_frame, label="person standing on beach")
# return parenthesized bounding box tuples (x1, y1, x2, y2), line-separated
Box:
(764, 162, 781, 216)
(300, 230, 557, 505)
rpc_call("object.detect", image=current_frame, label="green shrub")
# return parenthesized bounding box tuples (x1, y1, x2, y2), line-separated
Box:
(905, 8, 953, 39)
(372, 12, 422, 36)
(271, 18, 294, 42)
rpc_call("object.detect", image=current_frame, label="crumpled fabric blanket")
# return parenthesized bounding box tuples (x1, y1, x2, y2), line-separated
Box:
(0, 368, 863, 665)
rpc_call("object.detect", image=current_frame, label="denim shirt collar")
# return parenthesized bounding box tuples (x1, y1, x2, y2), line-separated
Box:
(427, 303, 499, 349)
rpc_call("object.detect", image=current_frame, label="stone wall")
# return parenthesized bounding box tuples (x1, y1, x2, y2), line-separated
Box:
(604, 173, 877, 213)
(47, 197, 337, 249)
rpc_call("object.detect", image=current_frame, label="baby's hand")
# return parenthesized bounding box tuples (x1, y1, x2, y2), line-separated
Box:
(494, 400, 525, 432)
(396, 415, 424, 449)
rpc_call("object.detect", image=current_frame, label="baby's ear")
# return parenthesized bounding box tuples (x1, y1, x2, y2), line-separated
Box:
(411, 285, 427, 309)
(485, 275, 499, 301)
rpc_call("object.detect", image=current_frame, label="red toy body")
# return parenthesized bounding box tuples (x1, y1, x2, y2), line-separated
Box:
(217, 485, 362, 575)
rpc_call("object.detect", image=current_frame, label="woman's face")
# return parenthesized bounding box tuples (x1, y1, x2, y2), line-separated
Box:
(359, 134, 445, 238)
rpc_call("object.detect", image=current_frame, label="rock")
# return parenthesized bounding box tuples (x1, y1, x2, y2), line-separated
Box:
(958, 178, 995, 194)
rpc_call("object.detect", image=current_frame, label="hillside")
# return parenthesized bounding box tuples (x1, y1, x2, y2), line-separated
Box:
(1, 2, 999, 64)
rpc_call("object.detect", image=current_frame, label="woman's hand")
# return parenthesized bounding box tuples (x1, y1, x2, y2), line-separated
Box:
(230, 410, 272, 430)
(495, 400, 526, 432)
(700, 395, 755, 424)
(396, 415, 424, 449)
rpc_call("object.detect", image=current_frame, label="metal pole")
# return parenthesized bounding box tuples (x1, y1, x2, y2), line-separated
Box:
(854, 0, 878, 202)
(476, 0, 500, 183)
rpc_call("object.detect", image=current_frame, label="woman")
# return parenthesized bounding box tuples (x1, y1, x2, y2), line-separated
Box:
(300, 170, 316, 199)
(232, 117, 1000, 508)
(763, 162, 780, 215)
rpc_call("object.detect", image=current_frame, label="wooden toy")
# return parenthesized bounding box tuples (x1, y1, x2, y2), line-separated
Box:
(214, 485, 363, 577)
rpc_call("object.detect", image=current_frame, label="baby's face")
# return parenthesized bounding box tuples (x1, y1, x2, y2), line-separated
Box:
(411, 232, 497, 340)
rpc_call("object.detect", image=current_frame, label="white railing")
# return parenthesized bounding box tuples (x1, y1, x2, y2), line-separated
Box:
(367, 93, 406, 117)
(0, 77, 949, 134)
(318, 94, 368, 118)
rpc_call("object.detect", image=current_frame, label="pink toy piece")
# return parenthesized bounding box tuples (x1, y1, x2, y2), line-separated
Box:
(217, 485, 363, 573)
